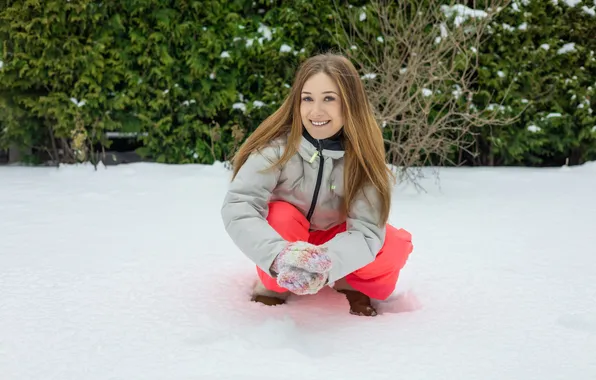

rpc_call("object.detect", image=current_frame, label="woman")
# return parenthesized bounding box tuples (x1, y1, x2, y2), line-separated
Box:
(221, 53, 413, 316)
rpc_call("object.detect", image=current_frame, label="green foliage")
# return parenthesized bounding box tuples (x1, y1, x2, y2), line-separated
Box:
(0, 1, 131, 161)
(0, 0, 594, 167)
(468, 0, 596, 166)
(0, 0, 338, 165)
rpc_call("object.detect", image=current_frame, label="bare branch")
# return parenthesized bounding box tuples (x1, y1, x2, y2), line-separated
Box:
(333, 0, 518, 188)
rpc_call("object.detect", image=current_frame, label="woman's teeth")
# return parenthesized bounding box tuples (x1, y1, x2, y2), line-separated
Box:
(311, 120, 330, 126)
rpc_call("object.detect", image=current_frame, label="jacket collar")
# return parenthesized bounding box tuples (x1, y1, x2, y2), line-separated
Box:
(302, 128, 344, 151)
(298, 128, 345, 161)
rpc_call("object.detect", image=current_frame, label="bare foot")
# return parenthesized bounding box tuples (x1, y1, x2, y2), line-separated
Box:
(336, 289, 378, 316)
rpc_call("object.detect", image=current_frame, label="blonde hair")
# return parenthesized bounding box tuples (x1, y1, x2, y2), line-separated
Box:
(231, 53, 393, 226)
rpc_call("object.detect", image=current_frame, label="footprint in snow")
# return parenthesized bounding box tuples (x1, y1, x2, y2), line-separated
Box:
(375, 290, 422, 314)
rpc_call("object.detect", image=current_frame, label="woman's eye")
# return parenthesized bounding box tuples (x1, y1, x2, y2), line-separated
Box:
(301, 96, 336, 102)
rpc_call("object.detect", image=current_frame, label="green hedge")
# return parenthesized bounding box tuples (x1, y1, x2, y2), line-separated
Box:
(1, 0, 595, 167)
(0, 0, 340, 164)
(467, 0, 596, 166)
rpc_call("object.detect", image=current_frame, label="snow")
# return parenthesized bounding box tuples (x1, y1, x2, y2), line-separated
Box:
(583, 6, 596, 16)
(361, 73, 377, 80)
(258, 23, 272, 42)
(557, 43, 576, 55)
(562, 0, 582, 6)
(232, 103, 246, 112)
(279, 44, 292, 53)
(441, 4, 488, 27)
(440, 23, 449, 38)
(70, 98, 86, 107)
(452, 85, 463, 98)
(1, 162, 596, 380)
(502, 23, 515, 31)
(487, 103, 506, 112)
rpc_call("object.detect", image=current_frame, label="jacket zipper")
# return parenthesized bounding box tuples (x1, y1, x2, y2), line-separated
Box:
(306, 140, 324, 222)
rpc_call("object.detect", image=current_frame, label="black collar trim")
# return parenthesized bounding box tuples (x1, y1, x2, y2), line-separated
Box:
(302, 128, 344, 151)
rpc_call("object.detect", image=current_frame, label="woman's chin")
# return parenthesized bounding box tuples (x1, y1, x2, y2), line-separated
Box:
(305, 125, 339, 140)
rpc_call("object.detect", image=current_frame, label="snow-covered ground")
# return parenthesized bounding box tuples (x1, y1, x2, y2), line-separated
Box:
(1, 161, 595, 380)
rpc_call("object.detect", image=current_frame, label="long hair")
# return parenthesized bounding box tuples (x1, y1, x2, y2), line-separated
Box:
(230, 53, 394, 226)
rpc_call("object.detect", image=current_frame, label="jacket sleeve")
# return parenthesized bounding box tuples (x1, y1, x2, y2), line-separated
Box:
(321, 183, 387, 283)
(220, 146, 289, 277)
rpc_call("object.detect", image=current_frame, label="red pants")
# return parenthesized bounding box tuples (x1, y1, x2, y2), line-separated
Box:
(257, 201, 413, 300)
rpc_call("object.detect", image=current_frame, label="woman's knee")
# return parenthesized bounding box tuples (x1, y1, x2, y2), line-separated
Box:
(267, 201, 304, 224)
(386, 224, 413, 261)
(266, 201, 310, 241)
(354, 225, 413, 279)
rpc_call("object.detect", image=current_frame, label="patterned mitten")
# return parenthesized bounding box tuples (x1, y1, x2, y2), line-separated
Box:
(271, 241, 332, 274)
(276, 267, 328, 295)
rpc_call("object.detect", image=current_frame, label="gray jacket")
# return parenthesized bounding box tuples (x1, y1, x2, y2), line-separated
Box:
(220, 130, 387, 284)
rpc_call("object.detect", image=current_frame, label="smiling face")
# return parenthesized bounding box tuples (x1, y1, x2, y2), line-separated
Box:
(299, 72, 344, 140)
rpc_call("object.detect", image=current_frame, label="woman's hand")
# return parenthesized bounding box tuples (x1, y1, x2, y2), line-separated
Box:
(276, 267, 328, 295)
(271, 241, 332, 274)
(270, 241, 332, 295)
